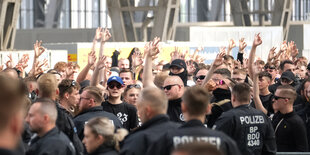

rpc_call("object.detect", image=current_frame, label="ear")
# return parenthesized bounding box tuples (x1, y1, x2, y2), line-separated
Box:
(231, 94, 236, 102)
(145, 105, 152, 118)
(96, 134, 105, 143)
(56, 88, 59, 95)
(64, 92, 69, 99)
(43, 114, 49, 123)
(35, 89, 39, 96)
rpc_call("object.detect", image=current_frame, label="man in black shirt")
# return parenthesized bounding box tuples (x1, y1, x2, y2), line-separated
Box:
(214, 83, 276, 155)
(26, 99, 76, 155)
(272, 85, 308, 152)
(163, 76, 185, 123)
(258, 71, 274, 115)
(120, 87, 179, 155)
(102, 76, 139, 131)
(74, 86, 122, 140)
(147, 86, 240, 155)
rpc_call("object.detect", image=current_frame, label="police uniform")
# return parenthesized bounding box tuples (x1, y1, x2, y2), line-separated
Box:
(89, 144, 118, 155)
(146, 119, 241, 155)
(272, 111, 308, 152)
(214, 104, 276, 155)
(120, 114, 180, 155)
(73, 106, 123, 140)
(102, 101, 139, 131)
(55, 102, 84, 155)
(167, 98, 185, 123)
(26, 127, 76, 155)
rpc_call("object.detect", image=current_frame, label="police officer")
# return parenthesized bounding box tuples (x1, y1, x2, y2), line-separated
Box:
(214, 83, 276, 155)
(120, 87, 179, 155)
(146, 86, 240, 155)
(74, 86, 122, 140)
(26, 99, 76, 155)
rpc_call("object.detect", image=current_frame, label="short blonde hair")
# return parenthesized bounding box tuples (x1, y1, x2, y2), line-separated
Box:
(37, 73, 58, 98)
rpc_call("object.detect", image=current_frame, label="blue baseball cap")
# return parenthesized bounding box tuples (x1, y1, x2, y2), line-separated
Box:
(107, 76, 124, 85)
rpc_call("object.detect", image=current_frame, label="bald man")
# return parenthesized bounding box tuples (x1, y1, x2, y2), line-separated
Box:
(163, 76, 185, 123)
(120, 87, 179, 155)
(26, 99, 76, 155)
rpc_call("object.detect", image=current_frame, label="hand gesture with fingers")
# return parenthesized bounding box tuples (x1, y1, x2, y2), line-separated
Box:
(88, 51, 97, 66)
(33, 40, 45, 59)
(253, 33, 262, 47)
(94, 27, 102, 41)
(239, 38, 247, 52)
(96, 56, 107, 70)
(212, 51, 225, 68)
(101, 28, 112, 42)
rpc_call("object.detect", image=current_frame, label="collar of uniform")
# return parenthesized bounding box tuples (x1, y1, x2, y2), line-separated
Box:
(168, 98, 182, 105)
(234, 104, 250, 109)
(39, 127, 58, 138)
(135, 114, 170, 132)
(89, 143, 116, 155)
(181, 119, 204, 128)
(281, 111, 295, 118)
(74, 106, 103, 117)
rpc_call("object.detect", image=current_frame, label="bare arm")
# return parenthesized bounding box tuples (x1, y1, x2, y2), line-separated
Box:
(29, 40, 45, 77)
(98, 28, 111, 82)
(248, 33, 262, 79)
(201, 51, 225, 86)
(91, 56, 106, 87)
(253, 65, 267, 114)
(227, 39, 236, 56)
(76, 51, 96, 83)
(142, 37, 160, 88)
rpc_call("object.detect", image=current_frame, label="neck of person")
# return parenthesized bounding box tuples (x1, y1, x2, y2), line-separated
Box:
(0, 130, 18, 150)
(280, 105, 294, 114)
(232, 101, 248, 108)
(108, 96, 122, 105)
(38, 123, 55, 137)
(259, 87, 271, 96)
(59, 99, 71, 112)
(186, 115, 205, 124)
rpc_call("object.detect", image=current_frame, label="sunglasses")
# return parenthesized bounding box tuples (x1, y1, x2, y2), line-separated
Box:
(108, 84, 122, 89)
(63, 80, 77, 92)
(274, 95, 290, 100)
(127, 84, 141, 89)
(163, 84, 178, 90)
(265, 66, 275, 70)
(194, 75, 205, 81)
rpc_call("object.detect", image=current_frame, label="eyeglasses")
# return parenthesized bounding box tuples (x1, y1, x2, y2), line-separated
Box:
(80, 97, 90, 101)
(274, 95, 290, 100)
(108, 84, 122, 89)
(163, 84, 178, 90)
(63, 80, 77, 92)
(127, 84, 141, 89)
(265, 66, 275, 70)
(194, 75, 205, 81)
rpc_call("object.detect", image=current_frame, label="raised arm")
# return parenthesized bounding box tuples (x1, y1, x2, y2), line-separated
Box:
(227, 39, 236, 56)
(248, 33, 262, 79)
(91, 56, 107, 88)
(252, 65, 267, 114)
(76, 51, 96, 83)
(142, 37, 160, 88)
(29, 40, 45, 77)
(98, 28, 111, 82)
(201, 51, 225, 86)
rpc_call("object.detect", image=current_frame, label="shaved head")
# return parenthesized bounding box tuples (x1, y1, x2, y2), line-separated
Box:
(163, 76, 184, 100)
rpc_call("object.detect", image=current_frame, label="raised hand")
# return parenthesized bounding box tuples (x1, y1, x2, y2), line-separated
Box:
(96, 56, 107, 70)
(253, 33, 262, 47)
(145, 37, 160, 58)
(280, 41, 288, 52)
(186, 60, 196, 75)
(220, 46, 226, 54)
(228, 39, 236, 50)
(101, 28, 112, 42)
(239, 38, 247, 52)
(268, 47, 277, 61)
(94, 27, 102, 41)
(212, 51, 225, 68)
(88, 51, 97, 66)
(33, 40, 45, 59)
(5, 54, 13, 68)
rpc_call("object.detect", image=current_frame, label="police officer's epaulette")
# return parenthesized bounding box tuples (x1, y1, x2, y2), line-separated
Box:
(211, 99, 230, 106)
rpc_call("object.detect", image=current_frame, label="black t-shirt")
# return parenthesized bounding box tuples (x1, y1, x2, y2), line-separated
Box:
(167, 98, 185, 123)
(102, 101, 139, 131)
(260, 93, 274, 115)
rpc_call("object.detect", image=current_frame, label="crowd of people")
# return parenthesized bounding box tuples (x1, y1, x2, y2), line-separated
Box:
(1, 27, 310, 155)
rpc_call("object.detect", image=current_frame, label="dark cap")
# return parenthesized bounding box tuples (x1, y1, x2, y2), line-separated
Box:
(170, 59, 186, 69)
(281, 71, 295, 82)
